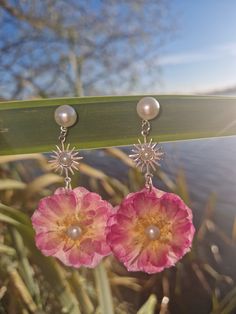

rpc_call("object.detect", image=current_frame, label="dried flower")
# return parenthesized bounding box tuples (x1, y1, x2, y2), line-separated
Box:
(32, 187, 112, 268)
(106, 187, 195, 274)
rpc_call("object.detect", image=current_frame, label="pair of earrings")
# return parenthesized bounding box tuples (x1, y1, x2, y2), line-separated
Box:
(31, 98, 195, 274)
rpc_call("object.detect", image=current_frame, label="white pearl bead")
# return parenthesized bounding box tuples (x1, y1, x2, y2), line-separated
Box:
(59, 152, 72, 167)
(145, 225, 160, 240)
(54, 105, 77, 127)
(136, 97, 160, 120)
(67, 225, 82, 240)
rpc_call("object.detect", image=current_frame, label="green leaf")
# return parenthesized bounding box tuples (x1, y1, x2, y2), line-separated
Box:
(25, 173, 63, 197)
(137, 294, 157, 314)
(0, 244, 16, 256)
(210, 286, 236, 314)
(0, 203, 81, 314)
(175, 169, 190, 204)
(0, 212, 22, 226)
(0, 179, 26, 190)
(68, 270, 94, 314)
(0, 203, 31, 226)
(0, 95, 236, 155)
(10, 228, 42, 308)
(7, 267, 38, 313)
(94, 262, 114, 314)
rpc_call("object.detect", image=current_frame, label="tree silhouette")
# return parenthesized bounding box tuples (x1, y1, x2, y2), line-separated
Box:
(0, 0, 174, 99)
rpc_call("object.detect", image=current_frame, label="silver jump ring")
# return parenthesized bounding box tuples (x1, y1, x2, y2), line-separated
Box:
(64, 177, 72, 190)
(141, 120, 151, 137)
(58, 126, 68, 143)
(145, 173, 153, 192)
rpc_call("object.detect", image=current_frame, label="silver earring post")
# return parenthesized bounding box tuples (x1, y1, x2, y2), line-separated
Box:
(129, 97, 163, 191)
(49, 105, 83, 190)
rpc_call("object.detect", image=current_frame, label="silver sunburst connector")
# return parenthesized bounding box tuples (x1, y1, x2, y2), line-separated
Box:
(51, 105, 82, 189)
(49, 143, 83, 176)
(130, 97, 162, 191)
(129, 138, 163, 173)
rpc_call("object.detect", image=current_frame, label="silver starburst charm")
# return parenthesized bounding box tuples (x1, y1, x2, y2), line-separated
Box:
(49, 143, 83, 176)
(129, 138, 163, 173)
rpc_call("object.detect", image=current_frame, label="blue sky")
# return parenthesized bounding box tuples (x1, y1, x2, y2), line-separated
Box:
(1, 1, 235, 97)
(159, 0, 236, 93)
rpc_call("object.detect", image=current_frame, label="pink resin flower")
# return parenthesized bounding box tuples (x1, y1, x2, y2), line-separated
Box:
(106, 187, 195, 274)
(32, 187, 113, 268)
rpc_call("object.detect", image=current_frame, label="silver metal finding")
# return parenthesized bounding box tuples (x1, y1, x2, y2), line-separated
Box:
(58, 126, 68, 144)
(49, 106, 83, 189)
(141, 120, 151, 140)
(145, 173, 153, 192)
(129, 99, 163, 191)
(64, 169, 72, 190)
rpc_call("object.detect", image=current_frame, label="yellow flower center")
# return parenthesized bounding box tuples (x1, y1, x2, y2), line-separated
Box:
(135, 213, 172, 244)
(56, 214, 84, 243)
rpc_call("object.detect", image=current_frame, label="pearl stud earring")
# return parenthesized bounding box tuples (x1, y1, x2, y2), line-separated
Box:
(129, 96, 163, 190)
(50, 105, 82, 189)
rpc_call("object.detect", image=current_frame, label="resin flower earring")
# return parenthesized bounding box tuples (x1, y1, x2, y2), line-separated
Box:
(106, 97, 195, 274)
(31, 105, 112, 268)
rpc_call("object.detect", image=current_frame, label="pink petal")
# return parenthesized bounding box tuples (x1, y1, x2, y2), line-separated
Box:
(68, 245, 92, 267)
(132, 192, 160, 216)
(66, 239, 104, 268)
(137, 246, 170, 273)
(93, 239, 111, 255)
(31, 210, 56, 233)
(38, 191, 77, 217)
(35, 231, 63, 255)
(73, 186, 90, 199)
(122, 245, 143, 272)
(81, 192, 102, 210)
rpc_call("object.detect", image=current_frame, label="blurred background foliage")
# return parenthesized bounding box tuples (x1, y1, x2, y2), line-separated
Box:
(0, 150, 236, 314)
(0, 1, 236, 314)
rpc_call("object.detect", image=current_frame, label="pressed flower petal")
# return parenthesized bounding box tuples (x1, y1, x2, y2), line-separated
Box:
(160, 194, 192, 221)
(132, 192, 159, 216)
(93, 239, 110, 255)
(122, 245, 144, 271)
(81, 192, 102, 210)
(66, 239, 105, 268)
(73, 186, 90, 198)
(35, 231, 63, 255)
(137, 245, 170, 273)
(38, 191, 77, 217)
(31, 210, 56, 233)
(68, 245, 91, 267)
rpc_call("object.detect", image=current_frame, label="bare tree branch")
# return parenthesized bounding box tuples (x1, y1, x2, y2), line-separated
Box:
(0, 0, 175, 99)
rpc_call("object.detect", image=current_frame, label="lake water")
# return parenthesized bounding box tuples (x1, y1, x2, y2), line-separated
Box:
(162, 136, 236, 231)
